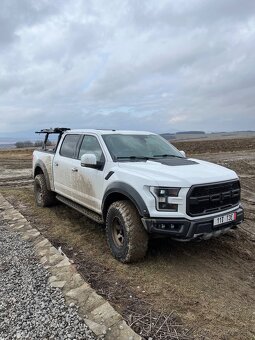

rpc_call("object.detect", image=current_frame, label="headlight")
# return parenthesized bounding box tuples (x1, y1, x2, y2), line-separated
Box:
(150, 187, 181, 211)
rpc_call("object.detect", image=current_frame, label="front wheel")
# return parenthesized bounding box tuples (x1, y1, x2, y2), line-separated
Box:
(34, 174, 56, 207)
(106, 200, 148, 263)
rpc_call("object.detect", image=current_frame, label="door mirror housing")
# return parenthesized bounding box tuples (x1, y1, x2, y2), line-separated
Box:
(179, 150, 186, 158)
(81, 153, 97, 167)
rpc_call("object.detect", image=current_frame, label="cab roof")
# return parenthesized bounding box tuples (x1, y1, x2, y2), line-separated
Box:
(65, 129, 156, 135)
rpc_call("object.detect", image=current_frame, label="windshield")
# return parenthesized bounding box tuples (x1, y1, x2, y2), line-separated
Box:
(102, 134, 183, 161)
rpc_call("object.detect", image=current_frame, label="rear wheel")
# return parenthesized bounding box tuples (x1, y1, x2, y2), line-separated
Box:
(106, 200, 148, 263)
(34, 174, 56, 207)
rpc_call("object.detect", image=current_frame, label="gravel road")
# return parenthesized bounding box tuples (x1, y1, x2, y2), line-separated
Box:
(0, 222, 96, 340)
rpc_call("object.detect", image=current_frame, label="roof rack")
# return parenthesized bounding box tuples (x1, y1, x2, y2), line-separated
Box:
(35, 127, 70, 134)
(35, 128, 70, 150)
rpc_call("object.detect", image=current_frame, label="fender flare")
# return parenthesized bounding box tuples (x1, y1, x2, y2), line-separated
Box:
(102, 182, 150, 218)
(34, 160, 51, 191)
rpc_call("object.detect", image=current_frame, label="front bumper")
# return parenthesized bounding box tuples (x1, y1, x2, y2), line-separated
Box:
(142, 207, 244, 240)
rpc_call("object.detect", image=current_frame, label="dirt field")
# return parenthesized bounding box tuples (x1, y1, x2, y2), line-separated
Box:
(0, 138, 254, 340)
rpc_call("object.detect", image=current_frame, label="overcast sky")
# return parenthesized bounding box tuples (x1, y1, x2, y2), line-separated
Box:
(1, 0, 255, 137)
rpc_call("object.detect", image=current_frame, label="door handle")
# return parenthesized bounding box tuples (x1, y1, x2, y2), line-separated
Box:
(54, 162, 58, 166)
(71, 168, 78, 172)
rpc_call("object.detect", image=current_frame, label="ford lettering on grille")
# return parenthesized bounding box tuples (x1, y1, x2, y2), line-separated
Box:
(187, 180, 240, 216)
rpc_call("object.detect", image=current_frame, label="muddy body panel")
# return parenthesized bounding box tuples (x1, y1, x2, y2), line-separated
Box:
(33, 151, 55, 191)
(32, 129, 243, 240)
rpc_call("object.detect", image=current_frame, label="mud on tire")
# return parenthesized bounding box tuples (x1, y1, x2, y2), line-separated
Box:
(106, 200, 148, 263)
(34, 174, 56, 207)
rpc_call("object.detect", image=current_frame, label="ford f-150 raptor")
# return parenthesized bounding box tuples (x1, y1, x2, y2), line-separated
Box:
(32, 128, 244, 263)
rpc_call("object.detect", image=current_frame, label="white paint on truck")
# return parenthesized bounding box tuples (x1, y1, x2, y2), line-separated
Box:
(32, 129, 244, 262)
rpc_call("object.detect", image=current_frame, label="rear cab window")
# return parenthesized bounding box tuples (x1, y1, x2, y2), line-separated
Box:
(59, 134, 80, 158)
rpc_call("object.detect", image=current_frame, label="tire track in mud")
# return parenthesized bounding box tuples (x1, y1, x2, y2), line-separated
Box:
(0, 169, 33, 188)
(0, 148, 33, 188)
(0, 178, 33, 188)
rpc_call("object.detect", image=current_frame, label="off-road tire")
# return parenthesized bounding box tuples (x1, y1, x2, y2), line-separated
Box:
(106, 200, 148, 263)
(34, 174, 56, 207)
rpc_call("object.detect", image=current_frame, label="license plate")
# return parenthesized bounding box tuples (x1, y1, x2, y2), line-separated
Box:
(213, 212, 237, 226)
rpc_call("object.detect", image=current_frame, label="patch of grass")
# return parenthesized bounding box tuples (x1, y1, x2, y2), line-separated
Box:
(0, 148, 33, 160)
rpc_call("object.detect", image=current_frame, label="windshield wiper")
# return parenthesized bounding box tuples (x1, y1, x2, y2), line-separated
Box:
(153, 154, 184, 159)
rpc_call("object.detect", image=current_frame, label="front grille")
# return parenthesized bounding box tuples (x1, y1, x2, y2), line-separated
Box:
(187, 180, 240, 216)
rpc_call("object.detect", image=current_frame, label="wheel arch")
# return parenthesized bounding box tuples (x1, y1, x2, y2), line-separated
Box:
(102, 182, 150, 221)
(33, 161, 51, 191)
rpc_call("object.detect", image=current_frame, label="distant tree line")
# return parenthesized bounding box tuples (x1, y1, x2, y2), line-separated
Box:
(176, 131, 205, 135)
(15, 140, 53, 148)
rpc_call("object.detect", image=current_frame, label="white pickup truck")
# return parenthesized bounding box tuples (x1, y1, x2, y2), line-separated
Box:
(33, 128, 244, 263)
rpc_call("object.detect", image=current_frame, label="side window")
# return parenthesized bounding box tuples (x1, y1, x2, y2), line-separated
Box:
(60, 134, 80, 158)
(78, 135, 105, 162)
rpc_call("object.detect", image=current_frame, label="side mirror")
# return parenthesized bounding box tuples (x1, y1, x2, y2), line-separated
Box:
(81, 153, 97, 167)
(179, 150, 186, 158)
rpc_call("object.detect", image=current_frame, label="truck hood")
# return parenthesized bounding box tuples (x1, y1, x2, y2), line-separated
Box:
(118, 158, 238, 187)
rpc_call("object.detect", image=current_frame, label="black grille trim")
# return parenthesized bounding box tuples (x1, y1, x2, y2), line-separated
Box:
(187, 180, 240, 217)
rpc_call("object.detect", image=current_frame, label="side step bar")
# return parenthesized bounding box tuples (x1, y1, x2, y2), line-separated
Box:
(56, 194, 104, 224)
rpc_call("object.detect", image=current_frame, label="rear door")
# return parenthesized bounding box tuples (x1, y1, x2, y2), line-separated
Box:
(53, 134, 81, 199)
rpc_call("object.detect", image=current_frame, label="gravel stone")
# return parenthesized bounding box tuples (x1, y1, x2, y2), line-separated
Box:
(0, 222, 96, 340)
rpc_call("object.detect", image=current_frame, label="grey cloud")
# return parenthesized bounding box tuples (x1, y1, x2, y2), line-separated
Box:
(0, 0, 62, 47)
(32, 21, 107, 63)
(128, 0, 255, 31)
(1, 0, 255, 136)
